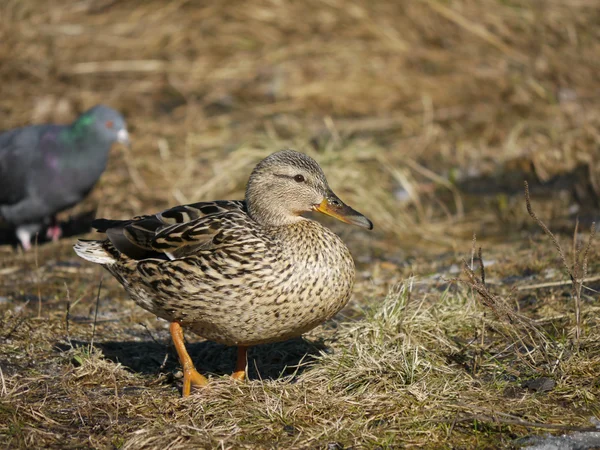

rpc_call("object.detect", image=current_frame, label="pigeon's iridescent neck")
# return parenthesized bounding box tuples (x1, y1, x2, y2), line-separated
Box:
(49, 116, 110, 172)
(60, 114, 94, 144)
(72, 114, 94, 135)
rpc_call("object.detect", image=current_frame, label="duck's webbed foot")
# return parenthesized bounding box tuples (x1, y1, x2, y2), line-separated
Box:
(231, 346, 248, 381)
(169, 321, 208, 397)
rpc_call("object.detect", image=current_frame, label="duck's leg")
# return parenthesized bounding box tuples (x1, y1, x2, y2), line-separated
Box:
(231, 346, 248, 381)
(169, 322, 208, 396)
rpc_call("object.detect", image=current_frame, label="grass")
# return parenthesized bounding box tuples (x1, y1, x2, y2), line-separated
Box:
(1, 261, 599, 448)
(1, 0, 600, 448)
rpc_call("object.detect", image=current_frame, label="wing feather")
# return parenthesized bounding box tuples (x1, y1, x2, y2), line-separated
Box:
(92, 200, 247, 260)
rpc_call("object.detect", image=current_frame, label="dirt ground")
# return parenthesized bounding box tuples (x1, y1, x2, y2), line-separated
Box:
(1, 1, 599, 448)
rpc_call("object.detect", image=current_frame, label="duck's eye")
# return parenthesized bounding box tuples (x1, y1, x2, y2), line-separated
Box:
(105, 120, 114, 129)
(294, 174, 305, 183)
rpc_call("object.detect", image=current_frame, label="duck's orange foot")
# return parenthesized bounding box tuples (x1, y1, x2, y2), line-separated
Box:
(170, 321, 209, 397)
(231, 369, 246, 381)
(231, 346, 248, 382)
(182, 366, 208, 397)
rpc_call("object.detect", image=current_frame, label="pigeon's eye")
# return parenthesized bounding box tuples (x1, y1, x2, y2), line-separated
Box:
(294, 174, 305, 183)
(105, 120, 114, 129)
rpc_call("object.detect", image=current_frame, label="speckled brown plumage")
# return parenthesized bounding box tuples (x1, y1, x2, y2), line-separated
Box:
(74, 149, 372, 396)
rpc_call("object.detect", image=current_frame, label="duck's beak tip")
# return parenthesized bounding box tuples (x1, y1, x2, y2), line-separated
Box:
(313, 196, 373, 230)
(362, 217, 374, 231)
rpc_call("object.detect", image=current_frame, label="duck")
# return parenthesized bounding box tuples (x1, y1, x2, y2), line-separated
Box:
(74, 149, 372, 396)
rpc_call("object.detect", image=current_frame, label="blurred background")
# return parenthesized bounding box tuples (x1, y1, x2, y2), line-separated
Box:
(1, 0, 599, 250)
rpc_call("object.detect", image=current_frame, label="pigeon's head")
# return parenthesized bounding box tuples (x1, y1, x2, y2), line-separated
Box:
(74, 105, 130, 147)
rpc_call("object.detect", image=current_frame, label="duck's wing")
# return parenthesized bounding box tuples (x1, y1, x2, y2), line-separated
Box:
(92, 200, 247, 260)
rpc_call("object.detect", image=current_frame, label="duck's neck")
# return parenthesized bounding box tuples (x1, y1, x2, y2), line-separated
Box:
(246, 193, 307, 228)
(269, 219, 353, 272)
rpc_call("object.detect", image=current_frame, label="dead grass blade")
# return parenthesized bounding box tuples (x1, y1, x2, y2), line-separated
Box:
(524, 181, 597, 342)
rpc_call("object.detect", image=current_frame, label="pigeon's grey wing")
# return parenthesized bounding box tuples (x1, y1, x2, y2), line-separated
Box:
(0, 125, 62, 224)
(0, 128, 37, 205)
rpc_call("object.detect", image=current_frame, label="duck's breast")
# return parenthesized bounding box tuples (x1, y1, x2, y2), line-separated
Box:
(215, 220, 356, 345)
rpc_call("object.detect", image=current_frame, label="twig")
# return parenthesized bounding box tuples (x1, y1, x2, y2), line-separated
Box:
(460, 254, 548, 367)
(524, 182, 570, 275)
(572, 218, 579, 271)
(476, 247, 486, 376)
(470, 234, 477, 271)
(524, 181, 596, 342)
(477, 247, 485, 287)
(65, 282, 72, 347)
(517, 275, 600, 291)
(89, 277, 103, 350)
(446, 412, 459, 440)
(158, 353, 170, 373)
(139, 322, 162, 346)
(0, 366, 6, 397)
(397, 275, 415, 334)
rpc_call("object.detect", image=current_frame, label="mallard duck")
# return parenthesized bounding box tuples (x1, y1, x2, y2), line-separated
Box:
(74, 149, 372, 396)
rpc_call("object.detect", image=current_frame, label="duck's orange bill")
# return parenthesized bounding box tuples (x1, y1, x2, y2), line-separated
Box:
(313, 195, 373, 230)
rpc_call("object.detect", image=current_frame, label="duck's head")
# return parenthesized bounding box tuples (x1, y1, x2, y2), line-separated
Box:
(245, 149, 373, 230)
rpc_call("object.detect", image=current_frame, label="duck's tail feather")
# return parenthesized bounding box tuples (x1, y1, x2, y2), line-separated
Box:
(74, 240, 118, 265)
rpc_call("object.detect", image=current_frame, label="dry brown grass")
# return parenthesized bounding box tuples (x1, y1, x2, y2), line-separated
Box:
(1, 0, 599, 237)
(1, 0, 600, 448)
(1, 264, 600, 448)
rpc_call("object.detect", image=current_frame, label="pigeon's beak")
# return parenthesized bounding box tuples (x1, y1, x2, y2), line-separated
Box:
(313, 192, 373, 230)
(117, 129, 131, 147)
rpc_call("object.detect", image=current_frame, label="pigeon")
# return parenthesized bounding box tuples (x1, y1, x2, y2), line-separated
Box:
(0, 105, 129, 250)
